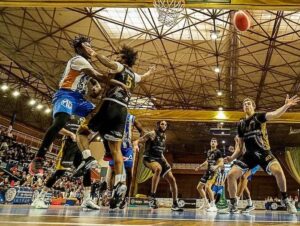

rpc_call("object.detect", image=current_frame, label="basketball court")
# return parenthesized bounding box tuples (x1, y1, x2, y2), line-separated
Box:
(0, 205, 299, 225)
(1, 0, 300, 226)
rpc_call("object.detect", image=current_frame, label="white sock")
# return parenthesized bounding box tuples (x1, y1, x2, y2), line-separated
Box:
(247, 198, 253, 206)
(82, 149, 91, 159)
(121, 164, 126, 182)
(114, 174, 122, 186)
(203, 198, 210, 207)
(38, 187, 48, 200)
(210, 200, 215, 207)
(236, 196, 240, 205)
(83, 187, 91, 200)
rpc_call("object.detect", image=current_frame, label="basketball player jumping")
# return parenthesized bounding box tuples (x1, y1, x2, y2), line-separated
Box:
(76, 45, 156, 209)
(29, 36, 103, 175)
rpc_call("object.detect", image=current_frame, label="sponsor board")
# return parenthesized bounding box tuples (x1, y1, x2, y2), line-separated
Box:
(5, 187, 51, 204)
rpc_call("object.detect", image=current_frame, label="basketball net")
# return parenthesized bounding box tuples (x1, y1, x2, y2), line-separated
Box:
(153, 0, 185, 27)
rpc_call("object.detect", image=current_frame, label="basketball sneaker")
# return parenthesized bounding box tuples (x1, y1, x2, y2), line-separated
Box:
(109, 182, 127, 209)
(283, 198, 297, 214)
(171, 201, 183, 212)
(81, 198, 101, 210)
(206, 205, 218, 212)
(149, 197, 159, 209)
(31, 197, 48, 209)
(242, 204, 255, 213)
(119, 197, 128, 209)
(218, 200, 239, 214)
(73, 156, 98, 177)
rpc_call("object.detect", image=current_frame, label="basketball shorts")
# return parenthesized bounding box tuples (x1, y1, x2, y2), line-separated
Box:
(109, 148, 133, 168)
(234, 150, 277, 175)
(52, 89, 95, 118)
(55, 139, 83, 170)
(88, 100, 127, 142)
(199, 170, 218, 185)
(143, 156, 171, 178)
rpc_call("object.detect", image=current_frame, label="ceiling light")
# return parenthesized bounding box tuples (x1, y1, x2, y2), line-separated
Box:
(211, 32, 218, 40)
(216, 111, 227, 120)
(221, 132, 225, 135)
(36, 104, 43, 110)
(12, 90, 20, 97)
(44, 108, 51, 114)
(214, 67, 220, 73)
(220, 122, 224, 126)
(218, 106, 223, 111)
(217, 91, 223, 96)
(222, 140, 225, 144)
(150, 96, 157, 101)
(1, 84, 9, 91)
(29, 99, 36, 106)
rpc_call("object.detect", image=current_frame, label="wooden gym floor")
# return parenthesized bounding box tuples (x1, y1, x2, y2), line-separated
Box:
(0, 205, 298, 226)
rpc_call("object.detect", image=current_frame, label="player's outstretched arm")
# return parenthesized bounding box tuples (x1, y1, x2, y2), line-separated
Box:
(266, 94, 300, 120)
(139, 66, 156, 82)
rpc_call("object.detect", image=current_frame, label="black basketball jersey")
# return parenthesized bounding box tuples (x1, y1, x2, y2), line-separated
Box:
(206, 149, 222, 171)
(237, 112, 270, 152)
(105, 65, 136, 106)
(144, 130, 166, 159)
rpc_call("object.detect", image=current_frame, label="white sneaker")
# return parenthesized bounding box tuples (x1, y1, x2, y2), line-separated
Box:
(31, 198, 48, 209)
(81, 198, 101, 210)
(206, 206, 218, 212)
(199, 201, 210, 210)
(284, 199, 297, 214)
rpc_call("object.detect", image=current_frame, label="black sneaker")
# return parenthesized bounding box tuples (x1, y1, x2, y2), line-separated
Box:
(242, 204, 255, 213)
(171, 202, 183, 212)
(149, 198, 159, 209)
(29, 157, 44, 175)
(218, 201, 239, 214)
(109, 182, 127, 209)
(99, 181, 108, 193)
(73, 156, 98, 177)
(119, 197, 128, 209)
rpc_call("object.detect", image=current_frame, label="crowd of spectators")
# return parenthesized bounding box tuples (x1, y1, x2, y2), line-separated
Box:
(0, 125, 85, 203)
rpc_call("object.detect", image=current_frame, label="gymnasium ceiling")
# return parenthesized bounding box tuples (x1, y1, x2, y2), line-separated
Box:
(1, 7, 300, 111)
(1, 5, 300, 147)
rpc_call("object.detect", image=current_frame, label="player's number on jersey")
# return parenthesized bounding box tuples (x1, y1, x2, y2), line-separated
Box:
(126, 76, 133, 88)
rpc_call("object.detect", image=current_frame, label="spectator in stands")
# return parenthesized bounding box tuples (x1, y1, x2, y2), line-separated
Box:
(0, 129, 90, 207)
(4, 125, 14, 139)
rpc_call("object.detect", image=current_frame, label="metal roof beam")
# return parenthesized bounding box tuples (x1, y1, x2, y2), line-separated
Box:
(255, 11, 284, 108)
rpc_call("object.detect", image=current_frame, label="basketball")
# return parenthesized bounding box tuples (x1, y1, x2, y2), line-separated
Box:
(233, 10, 251, 32)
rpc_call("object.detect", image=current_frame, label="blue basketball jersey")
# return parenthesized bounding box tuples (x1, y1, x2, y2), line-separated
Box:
(121, 114, 135, 149)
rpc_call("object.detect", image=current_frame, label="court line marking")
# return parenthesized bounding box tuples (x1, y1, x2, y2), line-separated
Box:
(0, 221, 150, 226)
(0, 212, 298, 223)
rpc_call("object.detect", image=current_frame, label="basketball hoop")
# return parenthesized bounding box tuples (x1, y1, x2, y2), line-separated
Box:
(153, 0, 185, 27)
